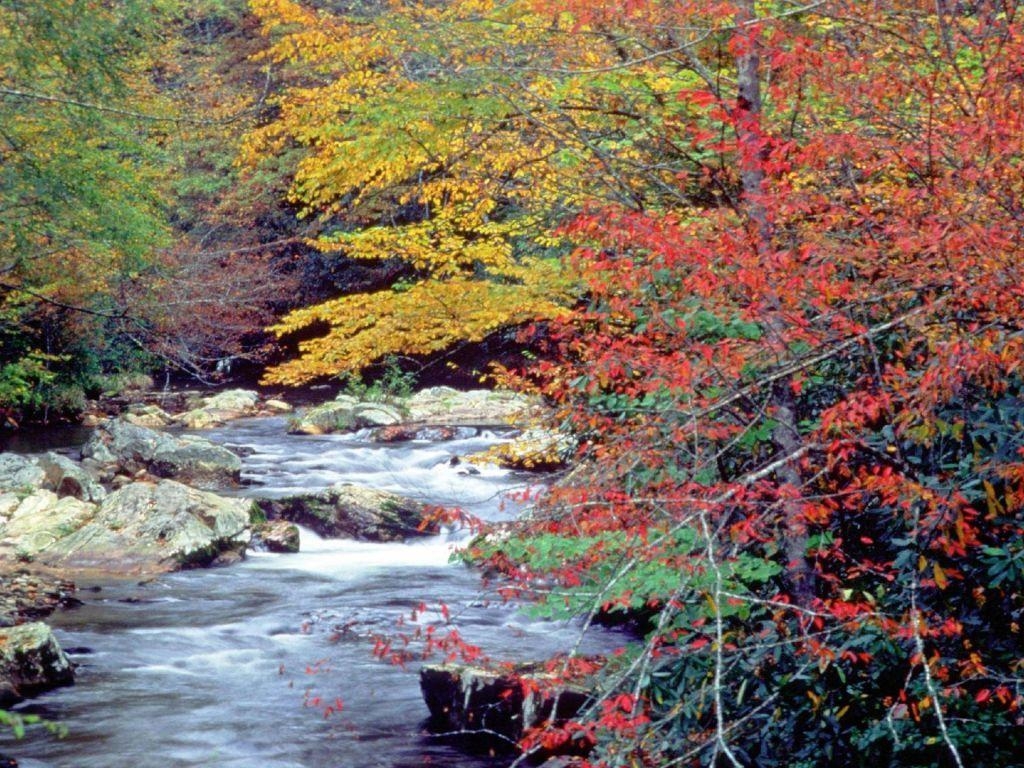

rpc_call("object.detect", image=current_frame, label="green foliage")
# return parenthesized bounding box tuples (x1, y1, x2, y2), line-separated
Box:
(0, 708, 67, 740)
(338, 356, 418, 403)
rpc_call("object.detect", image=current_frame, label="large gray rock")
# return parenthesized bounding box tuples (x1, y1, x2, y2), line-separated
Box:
(82, 419, 241, 487)
(351, 402, 404, 427)
(0, 481, 252, 575)
(0, 455, 45, 493)
(406, 388, 541, 425)
(35, 452, 106, 503)
(255, 483, 435, 541)
(0, 491, 96, 562)
(290, 388, 543, 435)
(287, 396, 363, 435)
(420, 663, 589, 747)
(45, 480, 252, 573)
(0, 622, 74, 706)
(173, 389, 262, 429)
(0, 453, 105, 502)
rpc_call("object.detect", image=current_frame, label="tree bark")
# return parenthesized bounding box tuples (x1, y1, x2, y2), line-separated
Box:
(733, 0, 815, 602)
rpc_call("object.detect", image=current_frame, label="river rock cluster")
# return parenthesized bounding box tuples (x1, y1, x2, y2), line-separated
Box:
(0, 386, 565, 722)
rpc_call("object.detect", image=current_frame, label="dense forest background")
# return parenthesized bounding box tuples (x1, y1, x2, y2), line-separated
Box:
(3, 1, 1024, 766)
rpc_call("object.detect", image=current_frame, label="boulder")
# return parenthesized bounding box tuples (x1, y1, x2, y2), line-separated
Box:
(46, 480, 252, 573)
(420, 663, 589, 747)
(290, 388, 543, 435)
(123, 403, 174, 429)
(35, 452, 105, 503)
(288, 396, 361, 435)
(405, 387, 542, 425)
(81, 419, 241, 487)
(0, 453, 105, 502)
(0, 481, 252, 575)
(263, 398, 293, 413)
(250, 519, 301, 553)
(0, 622, 74, 706)
(0, 491, 96, 563)
(351, 402, 404, 427)
(173, 389, 261, 429)
(255, 483, 435, 541)
(0, 456, 45, 494)
(201, 389, 260, 412)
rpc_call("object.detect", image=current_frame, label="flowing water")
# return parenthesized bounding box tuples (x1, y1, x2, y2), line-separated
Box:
(1, 417, 616, 767)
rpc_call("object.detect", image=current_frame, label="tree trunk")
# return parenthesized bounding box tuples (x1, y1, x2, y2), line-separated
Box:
(733, 0, 815, 602)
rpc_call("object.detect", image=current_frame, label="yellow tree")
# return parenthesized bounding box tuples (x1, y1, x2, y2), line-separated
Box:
(241, 0, 711, 384)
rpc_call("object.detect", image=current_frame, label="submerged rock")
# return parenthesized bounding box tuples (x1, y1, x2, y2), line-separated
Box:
(254, 483, 435, 541)
(81, 418, 241, 488)
(0, 622, 74, 706)
(420, 663, 590, 747)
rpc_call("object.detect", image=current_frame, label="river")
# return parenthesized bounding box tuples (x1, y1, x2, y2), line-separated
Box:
(0, 416, 616, 767)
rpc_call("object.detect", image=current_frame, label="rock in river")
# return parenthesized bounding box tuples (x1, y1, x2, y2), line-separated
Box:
(173, 389, 262, 429)
(254, 483, 435, 541)
(0, 480, 253, 575)
(0, 622, 74, 707)
(420, 662, 590, 747)
(0, 453, 105, 503)
(288, 397, 405, 435)
(81, 418, 241, 488)
(250, 519, 301, 554)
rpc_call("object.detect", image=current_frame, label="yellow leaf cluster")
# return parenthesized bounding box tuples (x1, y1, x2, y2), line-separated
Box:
(241, 0, 716, 383)
(264, 265, 571, 386)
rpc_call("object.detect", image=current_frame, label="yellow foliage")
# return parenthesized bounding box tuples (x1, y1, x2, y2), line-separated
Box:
(241, 0, 713, 383)
(263, 266, 571, 385)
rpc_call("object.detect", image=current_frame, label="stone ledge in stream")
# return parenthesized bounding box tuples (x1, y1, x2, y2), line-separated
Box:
(0, 480, 253, 576)
(81, 418, 241, 488)
(288, 387, 547, 436)
(0, 622, 74, 707)
(254, 484, 437, 542)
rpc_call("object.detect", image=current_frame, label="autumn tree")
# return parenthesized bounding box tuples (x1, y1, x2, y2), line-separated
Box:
(241, 0, 733, 384)
(0, 0, 172, 415)
(0, 0, 298, 416)
(453, 1, 1024, 765)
